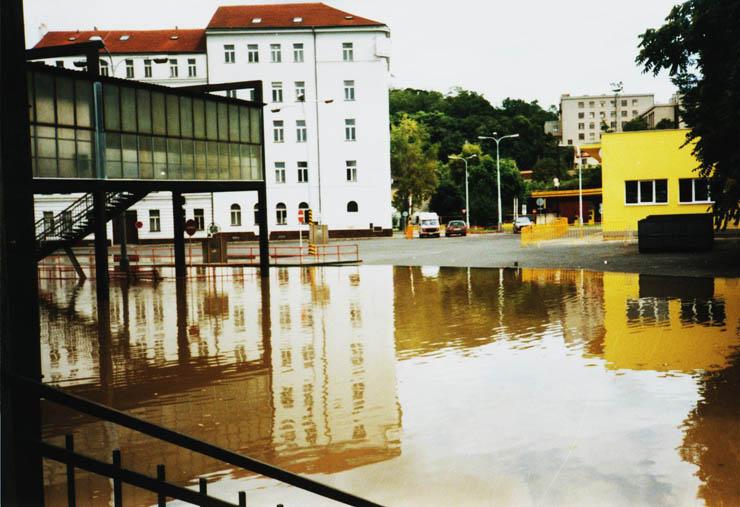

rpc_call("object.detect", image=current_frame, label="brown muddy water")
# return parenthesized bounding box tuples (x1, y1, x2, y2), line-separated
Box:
(39, 266, 740, 506)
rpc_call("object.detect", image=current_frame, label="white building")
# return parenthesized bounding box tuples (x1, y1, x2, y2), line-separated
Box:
(559, 92, 654, 147)
(32, 3, 393, 242)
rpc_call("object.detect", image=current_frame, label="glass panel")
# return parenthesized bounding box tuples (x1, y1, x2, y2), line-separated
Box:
(151, 92, 166, 135)
(138, 135, 153, 179)
(240, 144, 252, 180)
(239, 107, 250, 143)
(625, 181, 637, 204)
(679, 179, 693, 203)
(654, 180, 667, 203)
(229, 143, 240, 179)
(27, 72, 35, 122)
(56, 76, 75, 126)
(217, 102, 228, 141)
(180, 97, 193, 138)
(75, 80, 92, 128)
(122, 134, 138, 178)
(228, 104, 239, 141)
(58, 138, 76, 177)
(205, 102, 217, 141)
(35, 73, 55, 124)
(195, 141, 207, 180)
(639, 181, 653, 203)
(695, 180, 709, 201)
(76, 130, 92, 178)
(250, 145, 262, 180)
(103, 84, 120, 131)
(105, 133, 122, 178)
(250, 108, 261, 143)
(152, 137, 167, 179)
(36, 126, 57, 176)
(166, 95, 180, 137)
(167, 138, 181, 179)
(137, 89, 151, 133)
(206, 141, 218, 179)
(181, 140, 195, 179)
(121, 86, 137, 133)
(193, 99, 205, 139)
(218, 142, 229, 179)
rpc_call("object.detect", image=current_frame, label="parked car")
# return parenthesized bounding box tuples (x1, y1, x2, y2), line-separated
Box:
(445, 220, 468, 237)
(513, 216, 532, 233)
(413, 212, 441, 238)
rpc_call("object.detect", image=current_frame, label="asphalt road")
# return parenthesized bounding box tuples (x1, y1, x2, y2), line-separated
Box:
(355, 233, 740, 278)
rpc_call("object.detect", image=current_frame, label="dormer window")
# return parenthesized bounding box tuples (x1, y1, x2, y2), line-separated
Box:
(293, 17, 303, 23)
(344, 15, 354, 20)
(119, 35, 130, 41)
(67, 36, 77, 41)
(251, 17, 262, 24)
(89, 35, 102, 41)
(170, 35, 179, 40)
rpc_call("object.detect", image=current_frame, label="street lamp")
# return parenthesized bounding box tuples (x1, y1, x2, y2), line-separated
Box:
(448, 153, 477, 228)
(478, 132, 520, 231)
(610, 81, 623, 132)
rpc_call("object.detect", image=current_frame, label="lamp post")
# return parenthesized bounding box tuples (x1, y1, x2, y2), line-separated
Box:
(610, 81, 623, 132)
(448, 153, 477, 228)
(478, 132, 519, 231)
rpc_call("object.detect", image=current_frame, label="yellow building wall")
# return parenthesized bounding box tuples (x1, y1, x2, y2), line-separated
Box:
(601, 129, 712, 232)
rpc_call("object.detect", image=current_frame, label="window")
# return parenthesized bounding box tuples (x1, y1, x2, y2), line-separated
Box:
(625, 179, 668, 204)
(589, 122, 595, 129)
(276, 203, 287, 225)
(600, 101, 606, 107)
(293, 43, 304, 62)
(296, 120, 307, 142)
(230, 203, 242, 226)
(610, 111, 616, 118)
(99, 60, 109, 76)
(589, 132, 596, 140)
(578, 101, 584, 108)
(346, 160, 357, 182)
(299, 202, 309, 221)
(621, 110, 628, 117)
(43, 211, 54, 233)
(275, 162, 286, 183)
(55, 60, 64, 68)
(149, 209, 161, 232)
(578, 112, 585, 119)
(345, 119, 356, 141)
(567, 139, 573, 145)
(224, 44, 235, 63)
(271, 82, 283, 103)
(62, 211, 72, 235)
(589, 101, 595, 107)
(578, 123, 585, 130)
(227, 89, 237, 98)
(347, 201, 358, 212)
(188, 59, 197, 77)
(342, 42, 354, 61)
(144, 59, 152, 77)
(610, 121, 617, 129)
(589, 112, 595, 119)
(632, 99, 638, 106)
(344, 80, 355, 101)
(599, 111, 606, 119)
(271, 43, 282, 63)
(295, 81, 305, 101)
(194, 209, 205, 230)
(679, 178, 712, 203)
(632, 110, 639, 116)
(247, 44, 259, 63)
(273, 120, 284, 143)
(253, 203, 260, 224)
(169, 59, 178, 78)
(297, 161, 308, 182)
(125, 59, 134, 78)
(578, 133, 585, 140)
(621, 99, 628, 107)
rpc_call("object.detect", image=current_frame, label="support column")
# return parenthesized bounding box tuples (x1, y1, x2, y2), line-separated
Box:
(257, 183, 270, 277)
(172, 192, 186, 279)
(64, 245, 87, 280)
(93, 190, 110, 307)
(117, 213, 129, 275)
(176, 276, 190, 364)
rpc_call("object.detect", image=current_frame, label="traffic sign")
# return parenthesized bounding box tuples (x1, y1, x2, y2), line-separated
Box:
(185, 219, 198, 236)
(298, 209, 305, 224)
(135, 221, 143, 229)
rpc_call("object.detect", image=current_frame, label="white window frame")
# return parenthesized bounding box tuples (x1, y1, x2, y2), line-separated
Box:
(276, 203, 287, 225)
(99, 60, 109, 76)
(169, 59, 178, 78)
(293, 43, 304, 62)
(271, 43, 282, 63)
(194, 208, 205, 230)
(342, 42, 354, 61)
(344, 80, 355, 101)
(345, 119, 356, 141)
(346, 160, 357, 182)
(125, 59, 134, 78)
(227, 90, 237, 98)
(678, 178, 713, 204)
(294, 81, 305, 102)
(149, 209, 161, 232)
(297, 161, 308, 183)
(224, 44, 235, 63)
(271, 82, 283, 103)
(624, 179, 669, 206)
(296, 120, 307, 143)
(187, 58, 197, 77)
(230, 203, 242, 226)
(275, 162, 286, 183)
(247, 44, 259, 63)
(273, 121, 284, 143)
(144, 59, 152, 78)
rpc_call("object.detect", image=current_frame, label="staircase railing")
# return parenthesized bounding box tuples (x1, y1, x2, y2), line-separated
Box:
(34, 193, 94, 244)
(17, 376, 383, 507)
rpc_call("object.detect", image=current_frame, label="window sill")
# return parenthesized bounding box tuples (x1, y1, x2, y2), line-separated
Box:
(678, 201, 713, 205)
(624, 202, 669, 206)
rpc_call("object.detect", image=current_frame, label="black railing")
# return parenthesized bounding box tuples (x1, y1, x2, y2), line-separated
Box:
(19, 377, 383, 507)
(34, 192, 94, 243)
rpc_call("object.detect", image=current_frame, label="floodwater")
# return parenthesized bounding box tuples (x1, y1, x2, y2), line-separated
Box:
(39, 266, 740, 507)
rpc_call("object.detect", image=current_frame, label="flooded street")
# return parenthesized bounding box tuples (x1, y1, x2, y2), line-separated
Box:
(39, 266, 740, 507)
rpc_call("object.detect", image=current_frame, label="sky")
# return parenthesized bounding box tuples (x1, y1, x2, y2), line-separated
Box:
(23, 0, 681, 109)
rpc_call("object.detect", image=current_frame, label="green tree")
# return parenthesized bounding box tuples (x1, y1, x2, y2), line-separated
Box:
(655, 118, 675, 129)
(637, 0, 740, 227)
(391, 115, 439, 213)
(623, 116, 649, 131)
(467, 157, 525, 226)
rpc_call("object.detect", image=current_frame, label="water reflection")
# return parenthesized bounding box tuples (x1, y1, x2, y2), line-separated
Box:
(39, 267, 740, 506)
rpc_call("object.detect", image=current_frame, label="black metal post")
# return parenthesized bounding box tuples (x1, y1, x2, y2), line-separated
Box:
(199, 477, 208, 496)
(63, 245, 87, 280)
(176, 276, 190, 364)
(118, 214, 129, 275)
(157, 464, 166, 507)
(66, 435, 77, 507)
(93, 189, 110, 307)
(172, 192, 187, 279)
(238, 492, 246, 507)
(0, 1, 45, 504)
(254, 82, 270, 277)
(112, 449, 122, 507)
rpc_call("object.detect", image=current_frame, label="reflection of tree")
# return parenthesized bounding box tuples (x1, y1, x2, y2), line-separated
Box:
(680, 350, 740, 506)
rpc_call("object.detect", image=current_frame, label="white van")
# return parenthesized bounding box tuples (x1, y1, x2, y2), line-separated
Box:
(413, 212, 441, 238)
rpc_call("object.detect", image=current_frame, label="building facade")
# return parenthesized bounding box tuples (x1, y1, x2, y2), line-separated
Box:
(559, 93, 654, 147)
(32, 3, 393, 241)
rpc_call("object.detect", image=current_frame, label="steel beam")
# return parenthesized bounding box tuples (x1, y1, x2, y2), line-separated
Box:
(172, 192, 187, 279)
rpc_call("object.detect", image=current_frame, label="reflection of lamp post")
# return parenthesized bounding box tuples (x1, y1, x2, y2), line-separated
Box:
(478, 133, 519, 231)
(448, 153, 477, 227)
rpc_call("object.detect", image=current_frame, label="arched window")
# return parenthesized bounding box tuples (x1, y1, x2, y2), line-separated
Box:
(253, 203, 260, 224)
(298, 202, 309, 222)
(230, 203, 242, 226)
(276, 202, 287, 225)
(347, 201, 358, 213)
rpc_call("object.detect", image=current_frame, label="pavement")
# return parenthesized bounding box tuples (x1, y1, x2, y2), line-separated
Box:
(353, 233, 740, 278)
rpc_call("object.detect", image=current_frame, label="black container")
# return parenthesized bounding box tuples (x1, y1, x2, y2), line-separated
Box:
(638, 213, 713, 253)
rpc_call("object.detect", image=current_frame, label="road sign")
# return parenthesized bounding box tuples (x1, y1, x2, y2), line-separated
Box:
(298, 209, 305, 224)
(536, 198, 545, 207)
(135, 221, 143, 229)
(185, 219, 197, 236)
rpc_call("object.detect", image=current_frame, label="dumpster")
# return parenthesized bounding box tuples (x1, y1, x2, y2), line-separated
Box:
(638, 213, 713, 253)
(202, 234, 229, 263)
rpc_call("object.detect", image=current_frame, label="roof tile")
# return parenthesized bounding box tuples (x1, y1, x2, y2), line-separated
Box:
(34, 29, 206, 54)
(207, 3, 384, 30)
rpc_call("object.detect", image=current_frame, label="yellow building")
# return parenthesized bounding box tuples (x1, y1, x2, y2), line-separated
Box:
(582, 129, 714, 234)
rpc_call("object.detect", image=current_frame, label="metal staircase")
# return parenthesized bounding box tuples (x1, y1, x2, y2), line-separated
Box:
(35, 191, 147, 260)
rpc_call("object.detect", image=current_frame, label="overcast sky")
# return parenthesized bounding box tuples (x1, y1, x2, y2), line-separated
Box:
(23, 0, 680, 108)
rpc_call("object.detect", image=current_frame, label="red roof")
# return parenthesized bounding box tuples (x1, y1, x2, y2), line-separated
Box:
(34, 29, 206, 54)
(207, 3, 384, 30)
